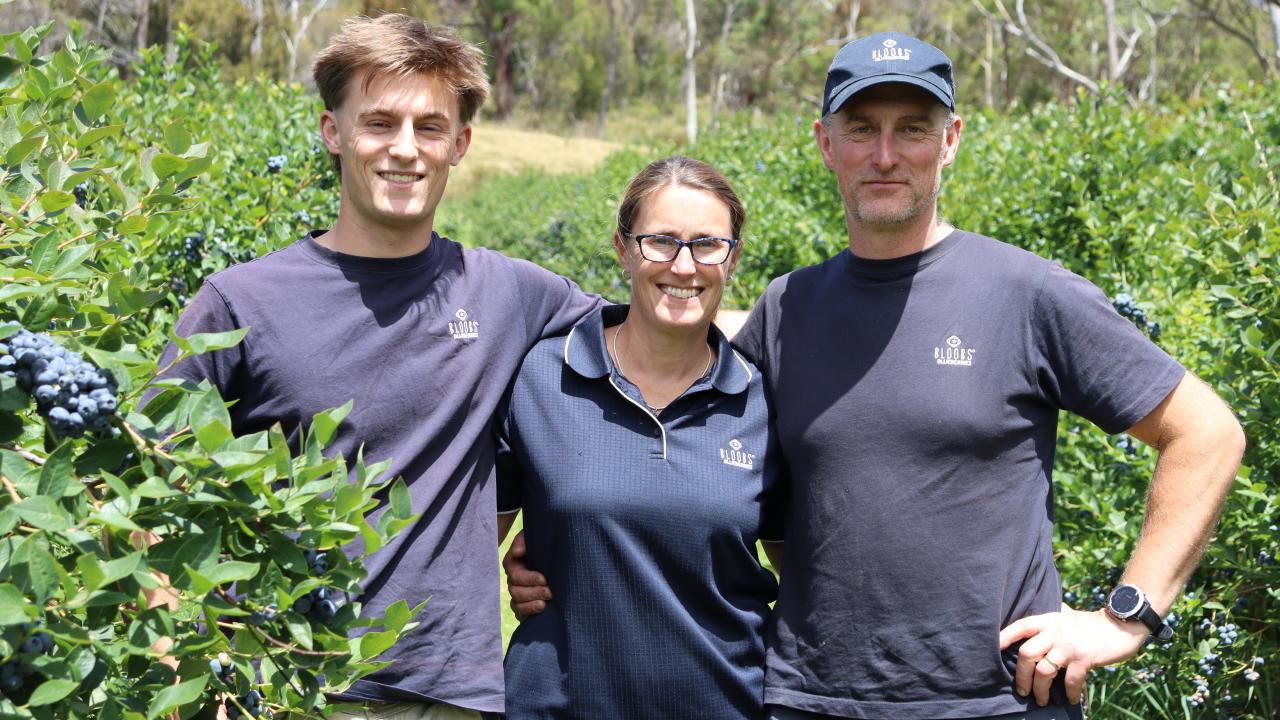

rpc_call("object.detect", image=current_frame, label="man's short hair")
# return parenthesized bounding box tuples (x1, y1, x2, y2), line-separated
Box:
(313, 14, 490, 124)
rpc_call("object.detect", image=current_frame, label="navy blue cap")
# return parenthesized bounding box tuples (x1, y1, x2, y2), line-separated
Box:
(822, 31, 955, 116)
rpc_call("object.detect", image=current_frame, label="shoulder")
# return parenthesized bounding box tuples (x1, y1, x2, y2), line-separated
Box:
(202, 240, 309, 294)
(949, 230, 1058, 296)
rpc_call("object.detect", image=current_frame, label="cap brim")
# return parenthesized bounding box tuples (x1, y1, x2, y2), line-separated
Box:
(826, 73, 953, 115)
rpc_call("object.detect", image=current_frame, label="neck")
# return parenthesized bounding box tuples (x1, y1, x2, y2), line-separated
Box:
(847, 207, 952, 260)
(315, 199, 436, 258)
(612, 313, 715, 413)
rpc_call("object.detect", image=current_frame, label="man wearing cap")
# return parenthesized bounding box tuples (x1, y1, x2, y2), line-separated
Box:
(726, 31, 1245, 720)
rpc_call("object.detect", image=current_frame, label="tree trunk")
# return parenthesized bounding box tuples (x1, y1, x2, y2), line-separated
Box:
(597, 0, 618, 137)
(983, 19, 994, 108)
(684, 0, 697, 144)
(709, 0, 738, 132)
(1102, 0, 1119, 81)
(134, 0, 151, 52)
(249, 0, 264, 60)
(480, 3, 520, 119)
(1270, 1, 1280, 74)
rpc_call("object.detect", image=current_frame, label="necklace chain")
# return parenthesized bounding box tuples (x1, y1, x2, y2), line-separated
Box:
(610, 323, 713, 414)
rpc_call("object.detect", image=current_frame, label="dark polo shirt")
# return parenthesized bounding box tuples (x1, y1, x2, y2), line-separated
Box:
(497, 305, 787, 720)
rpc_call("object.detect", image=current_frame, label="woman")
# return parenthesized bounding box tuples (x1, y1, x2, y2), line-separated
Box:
(495, 156, 785, 719)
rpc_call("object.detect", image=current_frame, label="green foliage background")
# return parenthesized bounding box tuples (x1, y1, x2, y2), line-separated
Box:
(1, 24, 1276, 720)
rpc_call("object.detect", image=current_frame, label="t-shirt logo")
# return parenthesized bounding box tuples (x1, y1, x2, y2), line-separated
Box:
(449, 308, 480, 340)
(934, 334, 975, 367)
(873, 38, 911, 63)
(720, 438, 755, 470)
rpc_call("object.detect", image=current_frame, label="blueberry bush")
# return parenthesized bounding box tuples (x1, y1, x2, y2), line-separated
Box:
(1, 24, 418, 720)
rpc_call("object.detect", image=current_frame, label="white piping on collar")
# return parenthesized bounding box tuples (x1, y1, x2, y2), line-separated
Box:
(563, 326, 577, 367)
(730, 349, 754, 383)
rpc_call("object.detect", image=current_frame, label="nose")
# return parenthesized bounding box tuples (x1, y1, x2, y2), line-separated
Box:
(388, 121, 417, 161)
(669, 244, 698, 276)
(871, 130, 897, 171)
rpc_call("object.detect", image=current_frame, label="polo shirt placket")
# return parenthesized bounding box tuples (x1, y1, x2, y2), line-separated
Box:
(498, 304, 786, 720)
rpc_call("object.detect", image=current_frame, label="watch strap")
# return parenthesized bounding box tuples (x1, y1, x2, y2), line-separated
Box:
(1136, 600, 1174, 641)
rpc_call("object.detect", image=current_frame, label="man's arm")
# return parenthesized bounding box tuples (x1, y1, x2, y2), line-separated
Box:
(1000, 372, 1244, 706)
(762, 541, 783, 576)
(498, 512, 518, 545)
(503, 530, 550, 619)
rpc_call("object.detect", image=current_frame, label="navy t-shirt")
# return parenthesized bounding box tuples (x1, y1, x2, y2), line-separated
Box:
(733, 230, 1185, 719)
(155, 233, 602, 712)
(496, 305, 786, 719)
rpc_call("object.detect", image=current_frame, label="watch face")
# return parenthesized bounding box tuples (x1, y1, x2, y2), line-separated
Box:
(1110, 585, 1142, 616)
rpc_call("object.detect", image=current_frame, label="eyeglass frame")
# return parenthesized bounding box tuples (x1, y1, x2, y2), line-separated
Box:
(620, 230, 740, 266)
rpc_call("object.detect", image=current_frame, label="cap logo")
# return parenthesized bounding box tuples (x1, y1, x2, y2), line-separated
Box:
(873, 38, 911, 63)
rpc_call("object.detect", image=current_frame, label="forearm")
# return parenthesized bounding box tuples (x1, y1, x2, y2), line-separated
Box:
(1123, 376, 1245, 614)
(497, 511, 518, 544)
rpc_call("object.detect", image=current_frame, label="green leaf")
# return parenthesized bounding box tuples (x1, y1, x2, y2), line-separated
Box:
(12, 496, 71, 531)
(26, 678, 78, 707)
(38, 189, 75, 213)
(4, 135, 41, 165)
(389, 477, 412, 520)
(359, 629, 398, 659)
(99, 551, 143, 586)
(75, 123, 123, 150)
(53, 243, 94, 279)
(76, 553, 107, 593)
(0, 283, 41, 305)
(383, 599, 411, 634)
(11, 537, 59, 602)
(28, 233, 59, 275)
(0, 56, 20, 82)
(0, 583, 33, 625)
(174, 327, 249, 355)
(284, 612, 313, 650)
(80, 81, 115, 121)
(150, 152, 188, 179)
(146, 676, 207, 719)
(117, 214, 149, 235)
(37, 441, 73, 498)
(310, 400, 352, 447)
(163, 121, 192, 154)
(204, 560, 260, 585)
(190, 387, 233, 451)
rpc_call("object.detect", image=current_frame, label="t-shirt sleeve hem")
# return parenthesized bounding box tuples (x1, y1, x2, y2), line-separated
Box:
(1099, 361, 1187, 435)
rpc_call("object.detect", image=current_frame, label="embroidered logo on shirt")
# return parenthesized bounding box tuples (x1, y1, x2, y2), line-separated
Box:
(934, 334, 975, 366)
(449, 308, 480, 340)
(720, 438, 756, 470)
(872, 38, 911, 63)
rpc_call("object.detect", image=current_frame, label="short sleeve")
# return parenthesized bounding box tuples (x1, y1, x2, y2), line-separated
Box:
(1031, 263, 1185, 434)
(494, 388, 524, 514)
(509, 257, 606, 345)
(732, 289, 771, 371)
(145, 280, 246, 407)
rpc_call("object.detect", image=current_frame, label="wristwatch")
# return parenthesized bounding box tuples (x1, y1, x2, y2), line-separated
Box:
(1105, 584, 1174, 641)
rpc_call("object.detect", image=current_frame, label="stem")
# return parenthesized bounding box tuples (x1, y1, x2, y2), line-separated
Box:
(214, 620, 348, 657)
(1, 443, 46, 466)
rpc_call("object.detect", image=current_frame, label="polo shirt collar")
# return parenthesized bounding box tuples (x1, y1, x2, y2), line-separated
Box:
(563, 305, 752, 395)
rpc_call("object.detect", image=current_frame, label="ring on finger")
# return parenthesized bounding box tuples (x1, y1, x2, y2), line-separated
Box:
(1040, 657, 1063, 673)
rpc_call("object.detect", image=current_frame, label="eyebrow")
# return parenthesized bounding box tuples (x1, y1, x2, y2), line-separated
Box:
(845, 113, 936, 124)
(356, 109, 451, 123)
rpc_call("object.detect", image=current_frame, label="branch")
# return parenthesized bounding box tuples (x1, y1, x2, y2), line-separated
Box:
(1, 443, 45, 466)
(1000, 0, 1100, 93)
(1185, 0, 1273, 74)
(214, 619, 348, 657)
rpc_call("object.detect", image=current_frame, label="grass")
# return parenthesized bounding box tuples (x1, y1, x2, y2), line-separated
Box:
(446, 124, 626, 200)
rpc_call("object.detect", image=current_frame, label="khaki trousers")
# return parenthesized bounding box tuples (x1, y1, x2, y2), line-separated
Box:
(328, 701, 485, 720)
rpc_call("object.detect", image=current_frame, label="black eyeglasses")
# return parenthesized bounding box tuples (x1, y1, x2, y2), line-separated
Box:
(622, 231, 739, 265)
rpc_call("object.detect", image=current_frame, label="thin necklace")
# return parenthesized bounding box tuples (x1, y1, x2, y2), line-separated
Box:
(610, 324, 713, 414)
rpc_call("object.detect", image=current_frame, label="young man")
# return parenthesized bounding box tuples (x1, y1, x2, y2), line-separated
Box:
(155, 15, 601, 719)
(507, 32, 1245, 720)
